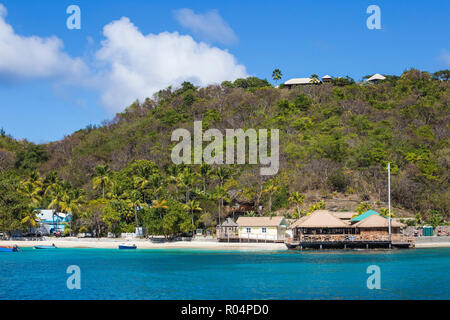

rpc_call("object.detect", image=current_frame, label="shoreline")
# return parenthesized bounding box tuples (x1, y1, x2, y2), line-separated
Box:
(0, 238, 287, 251)
(1, 238, 450, 250)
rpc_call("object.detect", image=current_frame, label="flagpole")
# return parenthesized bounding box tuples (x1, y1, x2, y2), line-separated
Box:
(388, 162, 391, 246)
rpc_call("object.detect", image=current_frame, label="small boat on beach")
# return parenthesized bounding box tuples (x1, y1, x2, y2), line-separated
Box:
(118, 244, 137, 250)
(0, 245, 19, 252)
(34, 244, 57, 249)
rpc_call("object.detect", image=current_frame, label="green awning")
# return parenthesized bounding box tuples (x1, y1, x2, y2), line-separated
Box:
(350, 210, 381, 222)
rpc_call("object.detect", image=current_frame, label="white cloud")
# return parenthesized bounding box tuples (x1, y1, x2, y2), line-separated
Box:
(440, 49, 450, 67)
(0, 4, 87, 83)
(0, 3, 247, 114)
(173, 8, 237, 45)
(95, 17, 247, 113)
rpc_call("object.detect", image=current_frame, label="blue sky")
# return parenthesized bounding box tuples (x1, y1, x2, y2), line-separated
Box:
(0, 0, 449, 143)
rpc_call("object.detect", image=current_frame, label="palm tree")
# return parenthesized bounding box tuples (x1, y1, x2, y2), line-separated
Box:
(60, 189, 85, 233)
(47, 183, 69, 233)
(183, 200, 202, 232)
(178, 168, 198, 204)
(246, 210, 257, 217)
(263, 179, 279, 214)
(43, 171, 60, 197)
(18, 180, 42, 206)
(152, 199, 169, 220)
(289, 192, 305, 214)
(123, 190, 146, 229)
(310, 74, 320, 84)
(200, 163, 212, 193)
(215, 167, 231, 188)
(134, 174, 150, 203)
(92, 164, 112, 198)
(213, 186, 230, 226)
(272, 68, 282, 85)
(21, 208, 40, 229)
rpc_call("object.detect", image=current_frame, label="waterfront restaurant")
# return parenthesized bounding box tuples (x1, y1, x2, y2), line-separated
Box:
(287, 210, 411, 248)
(289, 210, 355, 242)
(353, 214, 405, 241)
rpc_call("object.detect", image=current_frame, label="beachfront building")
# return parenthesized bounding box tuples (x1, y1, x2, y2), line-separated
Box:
(284, 78, 319, 88)
(287, 210, 411, 249)
(330, 211, 355, 223)
(366, 73, 386, 84)
(289, 210, 355, 241)
(349, 209, 380, 224)
(33, 209, 71, 236)
(353, 214, 405, 240)
(216, 217, 239, 242)
(236, 216, 288, 242)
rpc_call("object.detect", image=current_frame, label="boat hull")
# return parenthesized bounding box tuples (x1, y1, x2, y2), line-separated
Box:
(34, 246, 57, 249)
(0, 246, 19, 252)
(118, 245, 137, 250)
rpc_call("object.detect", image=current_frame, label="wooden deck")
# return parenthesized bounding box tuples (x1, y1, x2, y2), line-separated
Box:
(217, 233, 285, 243)
(286, 234, 414, 249)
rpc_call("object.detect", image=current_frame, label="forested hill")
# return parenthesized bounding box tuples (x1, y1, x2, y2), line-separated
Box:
(1, 69, 449, 229)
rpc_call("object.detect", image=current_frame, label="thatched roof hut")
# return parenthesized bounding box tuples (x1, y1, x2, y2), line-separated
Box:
(353, 214, 405, 228)
(331, 211, 356, 221)
(219, 217, 238, 227)
(289, 210, 350, 229)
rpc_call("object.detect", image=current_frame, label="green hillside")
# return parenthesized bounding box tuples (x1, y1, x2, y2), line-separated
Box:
(0, 69, 448, 236)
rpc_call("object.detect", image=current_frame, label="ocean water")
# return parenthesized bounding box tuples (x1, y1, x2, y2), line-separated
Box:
(0, 247, 449, 300)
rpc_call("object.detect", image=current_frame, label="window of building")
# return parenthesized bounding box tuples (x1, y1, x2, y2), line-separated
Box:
(246, 227, 251, 233)
(262, 227, 267, 233)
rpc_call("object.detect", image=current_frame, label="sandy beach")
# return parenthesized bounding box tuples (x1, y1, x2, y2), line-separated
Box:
(2, 238, 449, 250)
(0, 238, 288, 251)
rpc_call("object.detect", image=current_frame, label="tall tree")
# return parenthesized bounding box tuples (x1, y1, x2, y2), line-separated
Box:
(272, 68, 282, 84)
(92, 164, 112, 198)
(183, 200, 202, 232)
(263, 179, 279, 214)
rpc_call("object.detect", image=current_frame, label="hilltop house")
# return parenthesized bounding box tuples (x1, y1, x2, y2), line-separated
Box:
(284, 78, 319, 88)
(236, 216, 288, 242)
(322, 75, 332, 83)
(366, 73, 386, 84)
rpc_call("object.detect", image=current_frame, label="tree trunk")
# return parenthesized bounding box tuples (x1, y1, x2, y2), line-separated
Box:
(219, 198, 223, 225)
(268, 195, 272, 213)
(135, 205, 138, 228)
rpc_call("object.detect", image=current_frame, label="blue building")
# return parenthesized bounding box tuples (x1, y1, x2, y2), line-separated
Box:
(34, 209, 72, 235)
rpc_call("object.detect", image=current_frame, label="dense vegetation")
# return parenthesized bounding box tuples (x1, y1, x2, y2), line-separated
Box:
(0, 68, 449, 237)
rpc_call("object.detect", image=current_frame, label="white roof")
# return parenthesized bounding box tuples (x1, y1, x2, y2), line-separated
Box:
(367, 73, 386, 81)
(36, 209, 69, 221)
(322, 75, 332, 79)
(284, 78, 315, 85)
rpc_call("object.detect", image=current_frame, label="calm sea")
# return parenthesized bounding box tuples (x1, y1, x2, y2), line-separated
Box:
(0, 247, 449, 300)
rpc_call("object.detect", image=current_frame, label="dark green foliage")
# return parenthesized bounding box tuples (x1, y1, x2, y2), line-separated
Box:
(332, 76, 355, 86)
(328, 170, 349, 192)
(230, 77, 271, 89)
(14, 144, 48, 171)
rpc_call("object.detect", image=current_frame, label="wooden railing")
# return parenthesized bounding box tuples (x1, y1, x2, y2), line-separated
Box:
(216, 232, 239, 240)
(288, 234, 414, 243)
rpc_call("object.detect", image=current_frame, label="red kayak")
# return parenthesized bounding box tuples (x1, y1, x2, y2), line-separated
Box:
(0, 245, 19, 252)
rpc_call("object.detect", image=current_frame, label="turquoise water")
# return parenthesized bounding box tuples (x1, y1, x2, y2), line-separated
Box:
(0, 247, 449, 300)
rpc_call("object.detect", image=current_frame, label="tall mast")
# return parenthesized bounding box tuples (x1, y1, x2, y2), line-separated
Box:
(388, 163, 391, 242)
